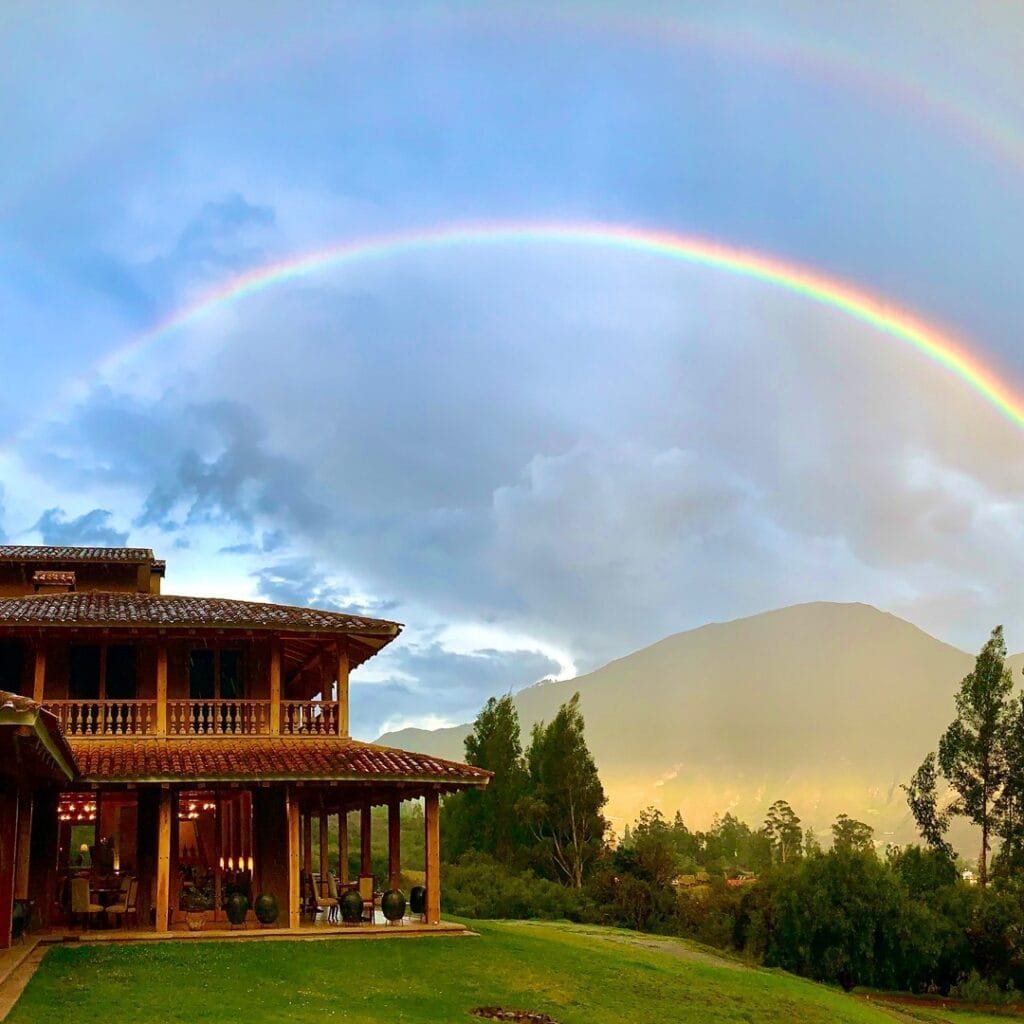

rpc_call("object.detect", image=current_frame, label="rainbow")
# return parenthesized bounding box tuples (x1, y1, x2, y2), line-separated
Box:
(93, 222, 1024, 431)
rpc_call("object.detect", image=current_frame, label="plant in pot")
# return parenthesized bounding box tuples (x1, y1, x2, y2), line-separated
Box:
(182, 886, 213, 931)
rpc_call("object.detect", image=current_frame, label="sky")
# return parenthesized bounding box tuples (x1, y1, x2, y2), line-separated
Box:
(3, 1, 1024, 738)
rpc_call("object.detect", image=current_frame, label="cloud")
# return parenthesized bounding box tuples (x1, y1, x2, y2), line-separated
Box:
(0, 487, 6, 543)
(252, 557, 398, 617)
(33, 507, 128, 547)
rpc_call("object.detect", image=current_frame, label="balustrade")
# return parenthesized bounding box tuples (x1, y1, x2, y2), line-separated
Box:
(167, 699, 271, 736)
(281, 699, 339, 736)
(43, 700, 157, 736)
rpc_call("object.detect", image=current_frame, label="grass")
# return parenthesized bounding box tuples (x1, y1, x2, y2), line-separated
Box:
(2, 919, 989, 1024)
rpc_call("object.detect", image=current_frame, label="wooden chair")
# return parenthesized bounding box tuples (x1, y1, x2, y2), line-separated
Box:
(106, 879, 138, 928)
(303, 872, 337, 924)
(70, 877, 104, 929)
(358, 874, 376, 925)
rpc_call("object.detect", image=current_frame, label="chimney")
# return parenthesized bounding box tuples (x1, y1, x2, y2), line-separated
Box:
(32, 570, 76, 594)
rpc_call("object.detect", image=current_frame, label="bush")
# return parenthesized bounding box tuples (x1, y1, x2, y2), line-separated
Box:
(441, 853, 590, 920)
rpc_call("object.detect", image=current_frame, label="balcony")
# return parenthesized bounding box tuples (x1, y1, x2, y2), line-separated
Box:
(44, 700, 158, 737)
(43, 698, 342, 737)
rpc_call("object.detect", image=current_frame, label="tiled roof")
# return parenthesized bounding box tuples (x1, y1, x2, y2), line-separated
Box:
(0, 592, 402, 638)
(32, 570, 76, 587)
(0, 690, 79, 781)
(68, 736, 491, 786)
(0, 690, 45, 715)
(0, 545, 156, 563)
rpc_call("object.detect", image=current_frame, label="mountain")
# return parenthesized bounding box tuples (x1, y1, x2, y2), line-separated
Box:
(378, 602, 1021, 848)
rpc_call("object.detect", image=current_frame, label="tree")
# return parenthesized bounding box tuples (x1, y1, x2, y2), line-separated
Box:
(519, 693, 608, 887)
(995, 693, 1024, 875)
(631, 808, 680, 888)
(831, 814, 875, 855)
(937, 626, 1014, 886)
(905, 752, 954, 859)
(762, 800, 802, 865)
(442, 694, 528, 865)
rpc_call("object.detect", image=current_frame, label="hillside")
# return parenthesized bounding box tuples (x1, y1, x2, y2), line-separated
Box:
(378, 602, 1022, 844)
(9, 918, 930, 1024)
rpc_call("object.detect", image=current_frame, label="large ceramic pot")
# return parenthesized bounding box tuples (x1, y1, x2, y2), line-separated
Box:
(409, 885, 426, 917)
(254, 893, 279, 925)
(185, 911, 206, 932)
(340, 889, 364, 924)
(381, 889, 406, 923)
(226, 892, 249, 926)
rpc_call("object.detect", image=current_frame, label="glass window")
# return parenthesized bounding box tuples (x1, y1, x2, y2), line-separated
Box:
(189, 650, 215, 700)
(0, 641, 25, 694)
(220, 650, 243, 700)
(69, 645, 101, 701)
(105, 645, 138, 700)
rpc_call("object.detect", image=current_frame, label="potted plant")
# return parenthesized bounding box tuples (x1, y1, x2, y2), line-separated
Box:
(182, 886, 213, 931)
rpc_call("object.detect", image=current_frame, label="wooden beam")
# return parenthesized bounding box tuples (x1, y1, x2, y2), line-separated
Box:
(338, 811, 349, 885)
(318, 812, 328, 889)
(286, 788, 300, 930)
(337, 644, 349, 738)
(155, 643, 168, 736)
(269, 641, 282, 734)
(155, 789, 171, 933)
(360, 798, 372, 877)
(13, 793, 32, 900)
(387, 796, 401, 891)
(424, 791, 441, 925)
(32, 645, 46, 703)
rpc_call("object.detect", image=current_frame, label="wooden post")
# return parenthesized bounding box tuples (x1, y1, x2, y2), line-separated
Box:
(155, 789, 171, 933)
(27, 790, 58, 931)
(286, 788, 300, 930)
(14, 793, 32, 899)
(424, 791, 440, 925)
(302, 812, 312, 877)
(269, 642, 282, 735)
(213, 792, 222, 923)
(336, 644, 349, 737)
(32, 646, 46, 703)
(338, 811, 349, 884)
(0, 791, 18, 948)
(360, 798, 372, 877)
(318, 812, 328, 891)
(387, 796, 401, 891)
(155, 643, 168, 736)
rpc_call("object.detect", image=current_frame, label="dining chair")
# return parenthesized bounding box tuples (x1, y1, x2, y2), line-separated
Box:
(106, 879, 138, 928)
(358, 874, 376, 925)
(70, 877, 104, 929)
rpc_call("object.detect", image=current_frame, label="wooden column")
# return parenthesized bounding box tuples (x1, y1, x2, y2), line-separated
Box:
(269, 642, 282, 735)
(213, 793, 223, 922)
(336, 645, 349, 738)
(338, 811, 349, 884)
(286, 788, 300, 929)
(0, 790, 18, 949)
(27, 790, 58, 930)
(32, 646, 46, 703)
(155, 789, 171, 933)
(318, 812, 328, 888)
(302, 812, 312, 877)
(387, 796, 401, 891)
(360, 798, 372, 877)
(14, 792, 32, 899)
(424, 791, 441, 925)
(155, 643, 168, 736)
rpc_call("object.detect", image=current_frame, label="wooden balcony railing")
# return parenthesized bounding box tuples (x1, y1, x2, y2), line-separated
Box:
(43, 700, 158, 737)
(281, 699, 340, 736)
(167, 700, 272, 736)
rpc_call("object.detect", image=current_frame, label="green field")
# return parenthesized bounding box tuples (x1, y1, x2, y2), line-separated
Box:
(8, 920, 1015, 1024)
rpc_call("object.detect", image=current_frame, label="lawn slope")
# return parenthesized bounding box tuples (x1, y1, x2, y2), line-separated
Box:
(11, 919, 916, 1024)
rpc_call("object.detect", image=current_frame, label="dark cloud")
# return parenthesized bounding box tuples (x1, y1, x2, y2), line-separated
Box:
(252, 557, 398, 617)
(33, 507, 128, 547)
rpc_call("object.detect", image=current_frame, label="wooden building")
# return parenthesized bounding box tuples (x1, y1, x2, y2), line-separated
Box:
(0, 545, 489, 945)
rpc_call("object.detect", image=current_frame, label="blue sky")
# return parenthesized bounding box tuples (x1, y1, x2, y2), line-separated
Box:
(3, 2, 1024, 736)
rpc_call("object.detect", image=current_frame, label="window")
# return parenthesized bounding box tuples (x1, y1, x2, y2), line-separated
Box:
(105, 645, 138, 700)
(189, 649, 244, 700)
(0, 641, 24, 694)
(69, 645, 101, 701)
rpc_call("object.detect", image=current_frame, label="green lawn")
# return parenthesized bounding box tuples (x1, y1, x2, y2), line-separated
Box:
(1, 919, 978, 1024)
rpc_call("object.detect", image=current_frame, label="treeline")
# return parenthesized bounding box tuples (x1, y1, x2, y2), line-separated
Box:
(440, 626, 1024, 998)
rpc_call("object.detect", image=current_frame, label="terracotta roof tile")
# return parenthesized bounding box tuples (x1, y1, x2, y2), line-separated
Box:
(32, 570, 76, 587)
(0, 545, 155, 563)
(68, 736, 491, 786)
(0, 592, 402, 638)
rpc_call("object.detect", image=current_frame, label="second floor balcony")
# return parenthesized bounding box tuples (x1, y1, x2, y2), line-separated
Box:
(42, 697, 343, 738)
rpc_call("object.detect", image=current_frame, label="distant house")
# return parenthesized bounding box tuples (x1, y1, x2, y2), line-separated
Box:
(961, 869, 978, 885)
(673, 870, 712, 889)
(0, 545, 490, 946)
